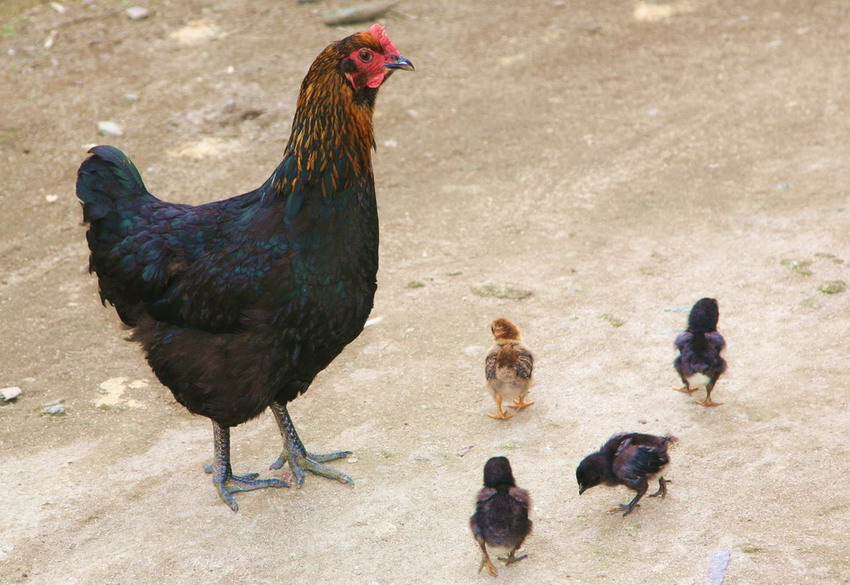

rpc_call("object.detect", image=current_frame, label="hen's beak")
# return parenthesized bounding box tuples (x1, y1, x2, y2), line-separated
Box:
(385, 56, 415, 71)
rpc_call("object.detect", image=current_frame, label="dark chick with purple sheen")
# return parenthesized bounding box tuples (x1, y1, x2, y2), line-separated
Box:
(673, 297, 728, 407)
(76, 25, 412, 511)
(470, 457, 532, 577)
(576, 433, 676, 517)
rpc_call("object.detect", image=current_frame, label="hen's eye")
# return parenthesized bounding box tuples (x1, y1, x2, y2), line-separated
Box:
(359, 49, 373, 62)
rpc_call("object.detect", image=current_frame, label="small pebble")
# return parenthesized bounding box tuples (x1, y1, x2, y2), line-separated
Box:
(97, 121, 124, 137)
(42, 402, 66, 415)
(708, 550, 732, 585)
(1, 387, 22, 402)
(411, 451, 431, 461)
(126, 6, 150, 20)
(45, 194, 59, 203)
(456, 444, 475, 457)
(462, 345, 485, 357)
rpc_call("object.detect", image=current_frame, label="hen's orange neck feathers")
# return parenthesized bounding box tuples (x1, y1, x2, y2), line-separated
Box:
(277, 26, 406, 196)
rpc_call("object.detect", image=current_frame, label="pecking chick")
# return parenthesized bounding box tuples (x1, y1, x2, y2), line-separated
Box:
(673, 297, 727, 407)
(576, 433, 676, 516)
(484, 318, 534, 420)
(470, 456, 532, 577)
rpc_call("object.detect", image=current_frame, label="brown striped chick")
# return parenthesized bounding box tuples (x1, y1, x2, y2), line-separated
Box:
(484, 318, 535, 420)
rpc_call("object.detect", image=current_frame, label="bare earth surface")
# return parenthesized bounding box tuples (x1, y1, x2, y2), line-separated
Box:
(1, 1, 849, 583)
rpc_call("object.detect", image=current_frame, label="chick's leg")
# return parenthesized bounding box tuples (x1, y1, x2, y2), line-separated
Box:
(500, 548, 529, 565)
(487, 395, 513, 420)
(269, 401, 353, 487)
(649, 476, 671, 499)
(477, 542, 498, 577)
(209, 422, 289, 512)
(609, 481, 647, 516)
(508, 394, 535, 411)
(672, 368, 696, 393)
(696, 378, 723, 407)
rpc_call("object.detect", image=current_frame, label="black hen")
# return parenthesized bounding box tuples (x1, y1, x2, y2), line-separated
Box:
(673, 297, 727, 407)
(470, 456, 532, 577)
(76, 25, 413, 511)
(576, 433, 675, 516)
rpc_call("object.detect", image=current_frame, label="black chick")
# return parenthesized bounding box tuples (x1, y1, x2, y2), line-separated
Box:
(673, 297, 727, 407)
(576, 433, 675, 516)
(470, 457, 532, 577)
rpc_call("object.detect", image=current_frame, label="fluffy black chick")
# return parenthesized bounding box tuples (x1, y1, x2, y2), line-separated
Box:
(674, 297, 727, 407)
(470, 457, 532, 577)
(576, 433, 675, 516)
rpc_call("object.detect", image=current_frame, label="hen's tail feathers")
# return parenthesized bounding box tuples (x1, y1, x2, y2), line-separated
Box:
(77, 146, 159, 325)
(77, 145, 149, 228)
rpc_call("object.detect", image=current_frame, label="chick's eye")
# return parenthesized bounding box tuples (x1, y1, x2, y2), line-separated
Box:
(359, 49, 373, 62)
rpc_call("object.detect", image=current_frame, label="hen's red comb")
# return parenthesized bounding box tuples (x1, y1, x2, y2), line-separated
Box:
(369, 24, 401, 57)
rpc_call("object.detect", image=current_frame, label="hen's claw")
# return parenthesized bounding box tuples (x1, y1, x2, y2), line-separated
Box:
(270, 401, 354, 487)
(270, 449, 353, 486)
(210, 422, 289, 512)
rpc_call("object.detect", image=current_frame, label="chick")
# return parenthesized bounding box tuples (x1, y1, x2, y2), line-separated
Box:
(576, 433, 676, 516)
(673, 297, 727, 407)
(470, 456, 532, 577)
(484, 318, 534, 420)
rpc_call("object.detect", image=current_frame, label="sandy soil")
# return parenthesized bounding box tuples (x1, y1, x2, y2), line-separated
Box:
(1, 1, 849, 583)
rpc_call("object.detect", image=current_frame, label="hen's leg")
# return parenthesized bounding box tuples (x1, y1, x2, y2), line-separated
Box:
(269, 402, 353, 487)
(209, 422, 289, 512)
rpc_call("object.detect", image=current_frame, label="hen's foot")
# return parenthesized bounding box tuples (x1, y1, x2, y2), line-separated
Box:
(269, 449, 353, 486)
(209, 423, 288, 512)
(697, 397, 723, 407)
(270, 402, 353, 487)
(673, 386, 697, 394)
(212, 469, 289, 512)
(508, 397, 535, 410)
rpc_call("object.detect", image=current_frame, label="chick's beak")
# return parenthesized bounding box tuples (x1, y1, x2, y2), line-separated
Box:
(385, 56, 415, 71)
(578, 487, 586, 495)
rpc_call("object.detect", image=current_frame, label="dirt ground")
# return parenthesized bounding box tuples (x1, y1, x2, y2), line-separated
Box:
(1, 0, 849, 583)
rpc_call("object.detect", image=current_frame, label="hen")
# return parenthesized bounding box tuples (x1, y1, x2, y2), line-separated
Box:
(470, 456, 532, 577)
(673, 297, 727, 407)
(484, 318, 535, 420)
(76, 25, 413, 511)
(576, 433, 675, 516)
